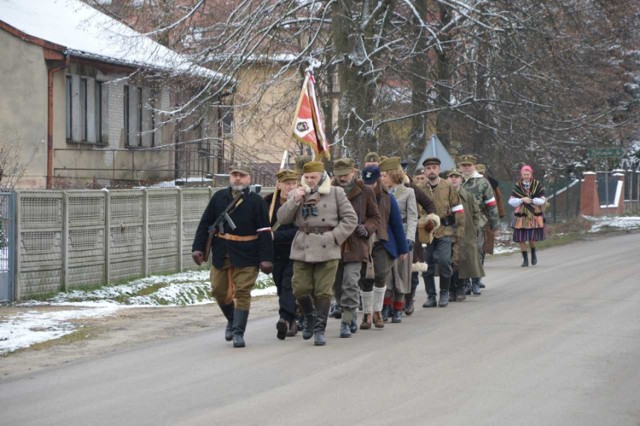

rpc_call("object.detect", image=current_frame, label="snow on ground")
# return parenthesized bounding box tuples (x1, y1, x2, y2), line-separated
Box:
(2, 216, 639, 355)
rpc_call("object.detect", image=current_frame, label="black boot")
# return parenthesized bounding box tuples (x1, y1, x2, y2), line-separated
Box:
(456, 279, 467, 301)
(276, 318, 289, 340)
(471, 279, 482, 296)
(439, 276, 451, 307)
(219, 302, 234, 342)
(232, 309, 249, 348)
(521, 251, 529, 267)
(531, 248, 538, 266)
(423, 272, 437, 307)
(314, 298, 331, 346)
(298, 296, 315, 340)
(405, 288, 417, 315)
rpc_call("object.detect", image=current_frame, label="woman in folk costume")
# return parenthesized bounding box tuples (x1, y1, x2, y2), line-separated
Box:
(508, 165, 546, 267)
(379, 157, 418, 323)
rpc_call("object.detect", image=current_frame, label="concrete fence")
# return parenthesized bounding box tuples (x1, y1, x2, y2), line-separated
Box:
(7, 187, 273, 301)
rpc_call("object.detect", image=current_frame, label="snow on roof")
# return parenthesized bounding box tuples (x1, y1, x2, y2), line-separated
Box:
(0, 0, 231, 82)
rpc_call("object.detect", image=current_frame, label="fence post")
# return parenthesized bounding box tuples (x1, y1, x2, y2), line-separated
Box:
(62, 191, 69, 292)
(565, 176, 570, 220)
(551, 181, 557, 223)
(9, 191, 18, 302)
(104, 190, 111, 285)
(177, 187, 183, 272)
(143, 189, 149, 277)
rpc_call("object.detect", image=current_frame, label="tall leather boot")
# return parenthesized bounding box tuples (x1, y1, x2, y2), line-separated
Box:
(232, 309, 249, 348)
(456, 279, 467, 301)
(298, 296, 315, 340)
(439, 276, 451, 307)
(521, 251, 529, 267)
(449, 272, 458, 302)
(422, 273, 437, 308)
(531, 248, 538, 265)
(219, 302, 234, 342)
(314, 298, 331, 346)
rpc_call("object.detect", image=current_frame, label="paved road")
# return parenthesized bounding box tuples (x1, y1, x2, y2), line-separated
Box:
(2, 233, 639, 426)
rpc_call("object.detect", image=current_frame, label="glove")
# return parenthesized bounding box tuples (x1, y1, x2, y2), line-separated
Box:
(355, 224, 368, 238)
(407, 240, 414, 251)
(424, 219, 436, 233)
(259, 261, 273, 274)
(192, 251, 204, 266)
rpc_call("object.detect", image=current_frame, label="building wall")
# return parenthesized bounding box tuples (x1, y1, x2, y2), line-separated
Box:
(0, 30, 48, 188)
(232, 64, 300, 166)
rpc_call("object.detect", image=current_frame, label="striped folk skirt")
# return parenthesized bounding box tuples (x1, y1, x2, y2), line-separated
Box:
(512, 227, 545, 243)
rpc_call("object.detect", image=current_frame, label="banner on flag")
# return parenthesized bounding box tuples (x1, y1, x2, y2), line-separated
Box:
(291, 72, 330, 160)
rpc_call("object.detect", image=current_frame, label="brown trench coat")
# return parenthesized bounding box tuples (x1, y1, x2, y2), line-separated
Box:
(454, 187, 485, 279)
(277, 176, 358, 263)
(331, 178, 381, 263)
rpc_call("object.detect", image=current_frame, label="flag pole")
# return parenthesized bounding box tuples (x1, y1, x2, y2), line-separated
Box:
(269, 150, 288, 222)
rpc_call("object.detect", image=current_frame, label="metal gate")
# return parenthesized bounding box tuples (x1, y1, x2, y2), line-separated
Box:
(0, 192, 15, 302)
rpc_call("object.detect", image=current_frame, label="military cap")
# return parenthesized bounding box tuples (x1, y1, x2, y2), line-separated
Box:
(446, 168, 463, 178)
(229, 162, 251, 175)
(415, 167, 425, 175)
(378, 156, 401, 172)
(364, 152, 380, 163)
(362, 166, 381, 184)
(303, 161, 324, 173)
(276, 169, 298, 182)
(422, 157, 441, 167)
(294, 155, 313, 175)
(379, 155, 388, 162)
(459, 154, 477, 165)
(476, 163, 486, 174)
(333, 158, 356, 176)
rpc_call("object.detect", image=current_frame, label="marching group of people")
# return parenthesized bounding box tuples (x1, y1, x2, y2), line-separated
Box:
(192, 152, 546, 348)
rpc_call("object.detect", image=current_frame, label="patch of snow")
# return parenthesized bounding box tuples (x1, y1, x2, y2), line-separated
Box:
(0, 306, 119, 355)
(1, 269, 276, 354)
(585, 215, 640, 233)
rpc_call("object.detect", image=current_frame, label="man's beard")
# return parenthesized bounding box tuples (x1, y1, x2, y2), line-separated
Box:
(231, 184, 247, 191)
(427, 173, 438, 181)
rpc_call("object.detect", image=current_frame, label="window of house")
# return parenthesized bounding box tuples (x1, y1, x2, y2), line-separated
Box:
(124, 85, 130, 146)
(65, 76, 73, 140)
(221, 106, 234, 136)
(80, 78, 88, 141)
(95, 81, 103, 144)
(137, 87, 143, 147)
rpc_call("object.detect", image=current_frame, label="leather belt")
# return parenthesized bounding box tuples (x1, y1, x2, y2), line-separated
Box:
(303, 225, 334, 234)
(217, 233, 258, 242)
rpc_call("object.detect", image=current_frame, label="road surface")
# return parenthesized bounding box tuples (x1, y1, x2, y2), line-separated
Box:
(1, 232, 639, 425)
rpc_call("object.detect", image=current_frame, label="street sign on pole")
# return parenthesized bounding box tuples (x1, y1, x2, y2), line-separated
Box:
(587, 148, 624, 159)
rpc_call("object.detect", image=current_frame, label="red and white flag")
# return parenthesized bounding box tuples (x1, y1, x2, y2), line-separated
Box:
(291, 72, 330, 160)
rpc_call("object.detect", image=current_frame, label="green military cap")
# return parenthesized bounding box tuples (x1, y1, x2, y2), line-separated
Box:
(303, 161, 324, 173)
(378, 156, 401, 172)
(276, 169, 298, 182)
(333, 158, 355, 176)
(229, 162, 251, 175)
(364, 152, 380, 163)
(459, 154, 477, 165)
(446, 168, 463, 178)
(476, 163, 486, 174)
(422, 157, 441, 167)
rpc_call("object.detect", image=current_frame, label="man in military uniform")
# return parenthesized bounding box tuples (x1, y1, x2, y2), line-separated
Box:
(420, 157, 465, 308)
(277, 161, 357, 346)
(264, 169, 299, 340)
(192, 163, 274, 348)
(459, 155, 499, 295)
(446, 168, 484, 301)
(331, 158, 380, 337)
(477, 163, 505, 257)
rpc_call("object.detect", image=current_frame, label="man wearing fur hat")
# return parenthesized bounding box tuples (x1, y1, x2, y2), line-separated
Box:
(264, 169, 300, 340)
(331, 158, 381, 338)
(446, 168, 485, 301)
(277, 161, 357, 346)
(192, 163, 274, 348)
(420, 157, 465, 308)
(459, 155, 499, 295)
